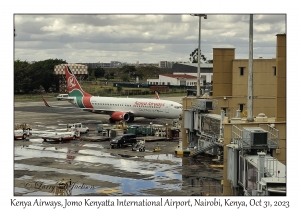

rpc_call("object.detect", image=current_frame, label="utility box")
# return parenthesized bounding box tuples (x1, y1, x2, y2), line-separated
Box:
(195, 99, 213, 111)
(184, 110, 194, 131)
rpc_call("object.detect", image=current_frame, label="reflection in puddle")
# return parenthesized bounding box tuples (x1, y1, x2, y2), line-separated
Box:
(14, 163, 181, 196)
(15, 175, 33, 180)
(81, 144, 104, 149)
(14, 143, 222, 196)
(15, 146, 182, 178)
(144, 154, 182, 163)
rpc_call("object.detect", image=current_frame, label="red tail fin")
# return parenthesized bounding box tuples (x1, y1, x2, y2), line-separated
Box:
(155, 91, 160, 100)
(41, 95, 51, 107)
(64, 65, 91, 97)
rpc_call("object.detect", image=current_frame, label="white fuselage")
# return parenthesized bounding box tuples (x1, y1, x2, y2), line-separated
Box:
(70, 96, 182, 119)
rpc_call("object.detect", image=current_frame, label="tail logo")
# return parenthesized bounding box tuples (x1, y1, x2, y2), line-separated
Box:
(68, 76, 76, 88)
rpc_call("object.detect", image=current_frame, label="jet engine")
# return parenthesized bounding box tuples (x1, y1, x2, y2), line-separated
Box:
(110, 111, 130, 121)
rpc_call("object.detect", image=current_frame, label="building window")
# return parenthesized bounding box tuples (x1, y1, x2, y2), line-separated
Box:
(239, 104, 244, 112)
(222, 107, 227, 115)
(273, 66, 276, 76)
(239, 67, 245, 76)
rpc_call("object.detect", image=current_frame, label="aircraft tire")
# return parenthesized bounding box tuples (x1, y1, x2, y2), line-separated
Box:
(22, 134, 27, 140)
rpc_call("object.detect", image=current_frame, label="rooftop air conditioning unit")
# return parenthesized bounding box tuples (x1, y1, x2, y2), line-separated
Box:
(242, 127, 268, 148)
(251, 131, 268, 146)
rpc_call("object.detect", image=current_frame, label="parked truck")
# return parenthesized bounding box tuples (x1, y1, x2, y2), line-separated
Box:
(67, 123, 89, 134)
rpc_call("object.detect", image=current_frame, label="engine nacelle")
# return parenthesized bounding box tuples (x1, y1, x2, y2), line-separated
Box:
(111, 111, 130, 121)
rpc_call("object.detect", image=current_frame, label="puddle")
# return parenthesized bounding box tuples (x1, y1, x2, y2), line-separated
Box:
(14, 143, 221, 195)
(14, 187, 32, 194)
(144, 154, 182, 163)
(29, 138, 44, 143)
(15, 175, 33, 180)
(15, 147, 181, 178)
(81, 144, 104, 149)
(15, 163, 181, 195)
(34, 179, 58, 185)
(78, 149, 113, 157)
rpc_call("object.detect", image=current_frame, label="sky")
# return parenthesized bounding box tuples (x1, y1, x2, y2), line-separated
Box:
(14, 14, 286, 64)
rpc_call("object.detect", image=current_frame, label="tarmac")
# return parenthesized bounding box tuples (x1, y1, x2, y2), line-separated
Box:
(13, 97, 223, 196)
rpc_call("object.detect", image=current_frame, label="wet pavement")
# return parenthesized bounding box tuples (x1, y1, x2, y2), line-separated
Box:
(14, 99, 223, 196)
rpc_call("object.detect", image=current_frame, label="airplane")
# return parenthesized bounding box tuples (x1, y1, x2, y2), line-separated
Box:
(154, 91, 160, 100)
(42, 65, 182, 123)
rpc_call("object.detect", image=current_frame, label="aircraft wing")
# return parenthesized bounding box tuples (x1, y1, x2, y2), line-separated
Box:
(41, 96, 78, 109)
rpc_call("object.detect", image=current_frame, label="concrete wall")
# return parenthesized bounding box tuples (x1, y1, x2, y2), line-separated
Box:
(213, 48, 235, 98)
(211, 53, 278, 118)
(275, 34, 286, 122)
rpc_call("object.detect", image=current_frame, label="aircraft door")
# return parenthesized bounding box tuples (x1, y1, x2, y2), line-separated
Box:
(165, 105, 169, 113)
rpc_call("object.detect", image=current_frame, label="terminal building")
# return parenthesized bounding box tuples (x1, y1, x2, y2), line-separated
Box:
(178, 34, 286, 196)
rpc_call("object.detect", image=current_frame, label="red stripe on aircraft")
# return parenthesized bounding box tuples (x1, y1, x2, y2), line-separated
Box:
(82, 96, 93, 108)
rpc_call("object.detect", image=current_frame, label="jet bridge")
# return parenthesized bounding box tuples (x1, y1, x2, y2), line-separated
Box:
(227, 125, 285, 196)
(181, 98, 223, 157)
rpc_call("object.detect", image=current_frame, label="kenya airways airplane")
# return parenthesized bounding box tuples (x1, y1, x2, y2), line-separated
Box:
(42, 65, 182, 123)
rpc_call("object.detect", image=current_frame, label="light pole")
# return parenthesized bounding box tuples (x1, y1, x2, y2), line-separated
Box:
(191, 14, 207, 97)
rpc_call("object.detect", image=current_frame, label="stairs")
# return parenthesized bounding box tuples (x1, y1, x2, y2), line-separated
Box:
(190, 142, 219, 158)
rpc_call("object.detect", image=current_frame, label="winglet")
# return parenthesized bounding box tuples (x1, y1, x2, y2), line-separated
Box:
(41, 95, 51, 107)
(155, 91, 160, 100)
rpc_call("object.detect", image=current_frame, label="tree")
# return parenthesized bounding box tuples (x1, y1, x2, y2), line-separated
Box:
(33, 59, 67, 92)
(88, 67, 105, 79)
(136, 66, 160, 79)
(14, 60, 32, 93)
(117, 86, 123, 93)
(121, 74, 130, 82)
(121, 65, 136, 78)
(14, 58, 67, 93)
(189, 48, 207, 63)
(94, 67, 105, 78)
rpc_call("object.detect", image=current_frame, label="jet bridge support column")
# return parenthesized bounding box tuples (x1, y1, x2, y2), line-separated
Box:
(257, 152, 266, 195)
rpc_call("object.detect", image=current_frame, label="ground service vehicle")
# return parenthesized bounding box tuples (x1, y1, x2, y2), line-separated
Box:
(41, 130, 80, 142)
(56, 94, 69, 100)
(132, 139, 145, 152)
(14, 130, 28, 140)
(67, 123, 89, 133)
(110, 134, 137, 148)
